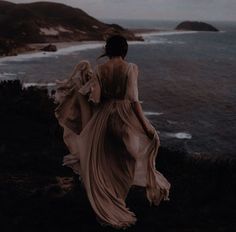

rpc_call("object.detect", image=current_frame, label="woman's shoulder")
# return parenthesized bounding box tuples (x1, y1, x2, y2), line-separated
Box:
(127, 62, 138, 67)
(127, 62, 139, 75)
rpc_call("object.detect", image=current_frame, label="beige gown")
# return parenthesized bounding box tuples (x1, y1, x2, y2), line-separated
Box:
(54, 60, 171, 229)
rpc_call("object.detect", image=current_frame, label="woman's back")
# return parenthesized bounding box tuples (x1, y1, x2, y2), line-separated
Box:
(96, 58, 130, 102)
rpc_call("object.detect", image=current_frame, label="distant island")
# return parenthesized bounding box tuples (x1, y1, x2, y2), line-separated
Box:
(175, 21, 219, 32)
(0, 1, 142, 56)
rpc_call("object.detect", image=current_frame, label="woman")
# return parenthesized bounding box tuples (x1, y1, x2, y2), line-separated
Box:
(54, 35, 171, 229)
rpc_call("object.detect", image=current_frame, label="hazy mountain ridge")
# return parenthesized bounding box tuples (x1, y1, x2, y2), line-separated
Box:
(0, 1, 142, 55)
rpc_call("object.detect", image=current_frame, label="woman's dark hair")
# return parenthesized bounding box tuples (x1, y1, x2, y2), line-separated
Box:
(98, 35, 128, 59)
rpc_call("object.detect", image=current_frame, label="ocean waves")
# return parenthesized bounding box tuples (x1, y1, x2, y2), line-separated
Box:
(138, 30, 198, 37)
(144, 111, 163, 116)
(0, 72, 17, 80)
(0, 30, 196, 65)
(22, 82, 56, 88)
(163, 132, 192, 140)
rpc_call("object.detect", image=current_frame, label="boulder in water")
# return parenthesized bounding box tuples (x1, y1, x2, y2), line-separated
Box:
(40, 44, 57, 52)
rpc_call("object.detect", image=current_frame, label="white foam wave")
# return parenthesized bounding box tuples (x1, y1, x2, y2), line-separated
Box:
(167, 120, 178, 125)
(164, 132, 192, 139)
(0, 72, 17, 78)
(0, 72, 17, 76)
(144, 111, 163, 116)
(23, 82, 56, 88)
(130, 31, 193, 46)
(139, 30, 198, 37)
(129, 39, 166, 46)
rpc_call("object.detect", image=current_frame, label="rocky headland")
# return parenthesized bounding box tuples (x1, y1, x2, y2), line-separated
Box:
(0, 1, 143, 56)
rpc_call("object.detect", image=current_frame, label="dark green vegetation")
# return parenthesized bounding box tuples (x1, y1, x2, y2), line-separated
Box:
(0, 1, 142, 56)
(176, 21, 219, 31)
(0, 80, 235, 232)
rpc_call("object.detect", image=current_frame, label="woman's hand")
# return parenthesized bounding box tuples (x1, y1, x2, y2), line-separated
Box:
(62, 153, 79, 166)
(145, 125, 156, 140)
(131, 101, 158, 140)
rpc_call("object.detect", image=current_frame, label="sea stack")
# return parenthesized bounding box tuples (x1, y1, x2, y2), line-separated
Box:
(40, 44, 57, 52)
(175, 21, 219, 32)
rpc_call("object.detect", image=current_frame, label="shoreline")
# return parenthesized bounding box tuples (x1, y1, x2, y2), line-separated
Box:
(0, 28, 202, 62)
(0, 28, 199, 63)
(0, 28, 168, 60)
(0, 41, 104, 64)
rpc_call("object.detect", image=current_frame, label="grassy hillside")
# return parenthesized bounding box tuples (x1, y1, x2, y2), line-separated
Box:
(0, 1, 142, 55)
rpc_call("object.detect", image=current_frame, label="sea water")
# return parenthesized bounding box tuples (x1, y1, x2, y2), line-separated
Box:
(0, 20, 235, 158)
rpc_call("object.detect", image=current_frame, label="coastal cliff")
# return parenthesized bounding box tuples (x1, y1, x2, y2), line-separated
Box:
(0, 1, 142, 56)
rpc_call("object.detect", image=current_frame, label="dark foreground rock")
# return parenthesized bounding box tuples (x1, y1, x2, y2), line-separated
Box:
(175, 21, 219, 32)
(0, 80, 235, 232)
(0, 38, 18, 56)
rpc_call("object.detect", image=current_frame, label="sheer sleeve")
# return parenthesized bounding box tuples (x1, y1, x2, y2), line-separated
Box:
(54, 60, 97, 135)
(78, 67, 101, 104)
(125, 63, 139, 103)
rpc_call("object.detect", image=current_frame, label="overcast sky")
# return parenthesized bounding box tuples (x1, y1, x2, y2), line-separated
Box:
(10, 0, 236, 21)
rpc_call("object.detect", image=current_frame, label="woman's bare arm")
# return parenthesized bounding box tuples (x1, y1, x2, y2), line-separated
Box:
(131, 101, 155, 139)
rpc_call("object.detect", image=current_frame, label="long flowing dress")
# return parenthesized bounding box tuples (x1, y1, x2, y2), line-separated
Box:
(54, 60, 171, 229)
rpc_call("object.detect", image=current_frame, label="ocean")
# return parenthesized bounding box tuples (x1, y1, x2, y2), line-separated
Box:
(0, 20, 235, 158)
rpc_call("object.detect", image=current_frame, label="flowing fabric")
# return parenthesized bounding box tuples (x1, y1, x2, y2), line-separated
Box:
(54, 60, 171, 228)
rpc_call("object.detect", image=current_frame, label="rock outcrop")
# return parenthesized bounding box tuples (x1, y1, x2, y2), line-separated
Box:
(40, 44, 57, 52)
(0, 38, 18, 56)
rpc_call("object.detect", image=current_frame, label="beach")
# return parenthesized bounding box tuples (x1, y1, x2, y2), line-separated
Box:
(0, 28, 199, 60)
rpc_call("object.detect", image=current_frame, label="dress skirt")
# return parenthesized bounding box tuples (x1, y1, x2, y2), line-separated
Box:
(55, 60, 171, 229)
